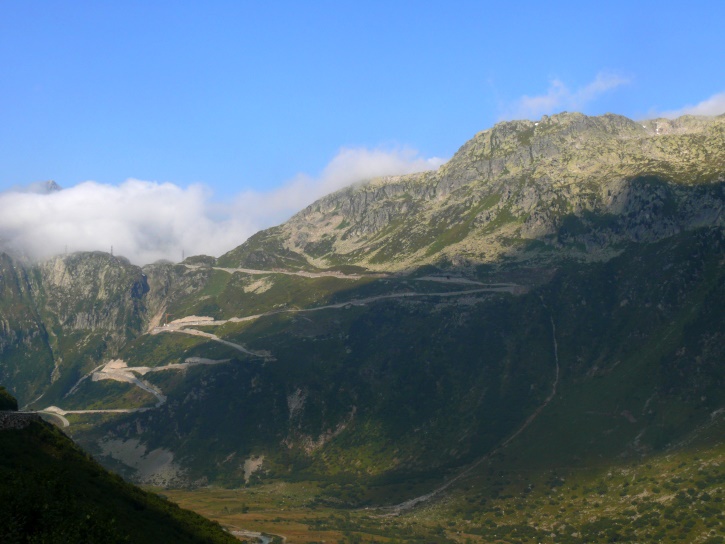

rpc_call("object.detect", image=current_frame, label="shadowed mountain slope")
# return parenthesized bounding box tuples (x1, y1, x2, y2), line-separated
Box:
(0, 393, 237, 543)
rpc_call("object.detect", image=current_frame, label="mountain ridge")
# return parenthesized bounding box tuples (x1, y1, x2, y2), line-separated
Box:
(219, 112, 724, 272)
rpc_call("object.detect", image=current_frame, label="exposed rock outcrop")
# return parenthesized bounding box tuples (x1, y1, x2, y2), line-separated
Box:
(220, 113, 725, 271)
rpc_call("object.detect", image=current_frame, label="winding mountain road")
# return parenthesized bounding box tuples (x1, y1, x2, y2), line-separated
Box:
(185, 263, 374, 280)
(157, 283, 522, 331)
(151, 284, 523, 370)
(41, 357, 238, 427)
(42, 274, 525, 436)
(40, 405, 144, 428)
(152, 326, 274, 360)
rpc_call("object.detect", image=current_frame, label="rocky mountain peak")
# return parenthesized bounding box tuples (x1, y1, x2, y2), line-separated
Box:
(15, 180, 63, 194)
(219, 112, 725, 272)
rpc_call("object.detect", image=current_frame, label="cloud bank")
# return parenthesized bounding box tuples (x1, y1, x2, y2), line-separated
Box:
(500, 72, 630, 121)
(0, 147, 445, 265)
(655, 91, 725, 119)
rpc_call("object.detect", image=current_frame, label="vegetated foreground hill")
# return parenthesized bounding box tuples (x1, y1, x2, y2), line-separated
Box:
(0, 113, 723, 518)
(0, 393, 237, 544)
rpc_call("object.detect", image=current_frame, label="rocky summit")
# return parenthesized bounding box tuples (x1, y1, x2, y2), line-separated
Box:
(220, 112, 725, 272)
(1, 112, 725, 543)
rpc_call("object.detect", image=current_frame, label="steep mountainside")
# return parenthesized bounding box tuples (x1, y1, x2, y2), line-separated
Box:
(0, 253, 54, 403)
(0, 114, 723, 539)
(219, 112, 724, 271)
(0, 252, 150, 408)
(67, 228, 723, 492)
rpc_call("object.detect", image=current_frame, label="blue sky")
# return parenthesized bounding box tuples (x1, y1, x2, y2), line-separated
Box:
(1, 1, 724, 263)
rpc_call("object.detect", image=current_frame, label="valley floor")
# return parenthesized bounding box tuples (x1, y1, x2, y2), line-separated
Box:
(161, 418, 725, 543)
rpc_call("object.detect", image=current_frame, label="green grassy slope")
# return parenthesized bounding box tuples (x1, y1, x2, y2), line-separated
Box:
(73, 228, 724, 498)
(0, 254, 56, 405)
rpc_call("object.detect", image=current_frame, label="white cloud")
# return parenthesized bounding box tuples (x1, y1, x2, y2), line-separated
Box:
(0, 147, 444, 265)
(655, 91, 725, 119)
(500, 72, 630, 121)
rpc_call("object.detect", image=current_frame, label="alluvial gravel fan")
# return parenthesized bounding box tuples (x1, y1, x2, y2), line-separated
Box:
(1, 112, 724, 542)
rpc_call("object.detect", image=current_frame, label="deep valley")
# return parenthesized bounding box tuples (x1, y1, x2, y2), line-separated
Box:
(2, 112, 724, 543)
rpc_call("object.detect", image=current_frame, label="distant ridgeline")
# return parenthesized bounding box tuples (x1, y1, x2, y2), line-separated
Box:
(0, 112, 723, 499)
